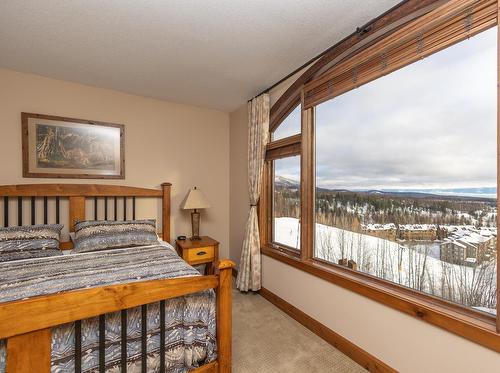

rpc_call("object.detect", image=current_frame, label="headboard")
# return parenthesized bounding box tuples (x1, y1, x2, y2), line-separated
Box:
(0, 182, 171, 249)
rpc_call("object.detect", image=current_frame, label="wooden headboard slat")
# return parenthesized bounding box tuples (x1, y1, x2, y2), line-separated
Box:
(0, 184, 164, 197)
(0, 183, 172, 244)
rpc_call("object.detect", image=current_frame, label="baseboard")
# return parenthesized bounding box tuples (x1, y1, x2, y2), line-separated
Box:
(258, 287, 397, 373)
(233, 267, 393, 371)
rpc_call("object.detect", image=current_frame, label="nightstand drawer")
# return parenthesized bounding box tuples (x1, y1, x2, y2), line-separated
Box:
(176, 236, 219, 275)
(185, 246, 214, 264)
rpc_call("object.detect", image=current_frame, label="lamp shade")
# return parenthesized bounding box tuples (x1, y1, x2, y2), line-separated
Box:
(180, 187, 210, 210)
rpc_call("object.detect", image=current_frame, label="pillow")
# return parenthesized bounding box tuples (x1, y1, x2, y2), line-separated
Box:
(72, 219, 158, 253)
(0, 224, 63, 262)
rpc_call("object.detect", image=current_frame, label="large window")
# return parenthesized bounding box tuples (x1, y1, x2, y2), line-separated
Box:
(262, 0, 499, 351)
(314, 27, 497, 315)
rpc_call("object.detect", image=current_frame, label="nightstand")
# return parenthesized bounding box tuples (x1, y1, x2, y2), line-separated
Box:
(176, 236, 219, 275)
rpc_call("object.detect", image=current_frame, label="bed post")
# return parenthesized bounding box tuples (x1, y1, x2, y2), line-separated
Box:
(6, 328, 51, 373)
(161, 183, 171, 243)
(217, 259, 235, 373)
(69, 196, 85, 232)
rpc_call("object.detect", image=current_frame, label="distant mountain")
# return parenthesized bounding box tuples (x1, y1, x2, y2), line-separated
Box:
(275, 176, 496, 202)
(320, 189, 438, 198)
(365, 190, 445, 198)
(274, 176, 299, 189)
(322, 189, 496, 203)
(383, 187, 497, 199)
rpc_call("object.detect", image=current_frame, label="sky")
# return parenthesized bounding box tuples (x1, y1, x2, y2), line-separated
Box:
(273, 105, 301, 140)
(276, 27, 497, 197)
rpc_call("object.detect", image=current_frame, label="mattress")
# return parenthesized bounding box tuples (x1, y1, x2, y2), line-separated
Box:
(0, 243, 217, 373)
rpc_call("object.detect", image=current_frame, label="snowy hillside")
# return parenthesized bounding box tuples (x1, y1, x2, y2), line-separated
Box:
(274, 217, 497, 314)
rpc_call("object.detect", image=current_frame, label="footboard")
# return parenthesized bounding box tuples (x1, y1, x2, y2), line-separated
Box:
(0, 260, 234, 373)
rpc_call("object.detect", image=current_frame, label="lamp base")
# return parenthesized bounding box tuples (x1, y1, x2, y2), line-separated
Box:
(191, 210, 201, 241)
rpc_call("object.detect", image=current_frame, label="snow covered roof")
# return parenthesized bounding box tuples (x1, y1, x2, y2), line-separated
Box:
(362, 223, 396, 230)
(440, 225, 495, 250)
(398, 224, 437, 231)
(439, 225, 476, 232)
(479, 228, 497, 237)
(463, 232, 491, 244)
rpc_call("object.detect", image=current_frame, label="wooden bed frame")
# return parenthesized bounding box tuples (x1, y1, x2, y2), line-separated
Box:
(0, 183, 234, 373)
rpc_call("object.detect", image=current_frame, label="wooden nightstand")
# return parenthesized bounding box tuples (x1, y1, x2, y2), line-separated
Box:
(175, 236, 219, 275)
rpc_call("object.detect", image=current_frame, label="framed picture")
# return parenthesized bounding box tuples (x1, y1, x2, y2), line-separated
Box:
(22, 113, 124, 179)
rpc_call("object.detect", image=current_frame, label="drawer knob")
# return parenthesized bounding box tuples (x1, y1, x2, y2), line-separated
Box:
(197, 251, 207, 256)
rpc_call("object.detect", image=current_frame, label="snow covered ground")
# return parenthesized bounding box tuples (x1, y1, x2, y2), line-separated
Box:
(274, 217, 497, 314)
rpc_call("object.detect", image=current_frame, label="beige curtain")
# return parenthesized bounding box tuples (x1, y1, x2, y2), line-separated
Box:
(236, 94, 270, 292)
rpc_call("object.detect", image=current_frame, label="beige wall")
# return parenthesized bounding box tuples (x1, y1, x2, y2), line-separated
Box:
(228, 100, 500, 372)
(0, 68, 230, 257)
(263, 256, 500, 373)
(229, 104, 249, 263)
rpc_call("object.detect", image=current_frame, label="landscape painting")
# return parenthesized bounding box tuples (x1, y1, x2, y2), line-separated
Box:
(22, 113, 124, 179)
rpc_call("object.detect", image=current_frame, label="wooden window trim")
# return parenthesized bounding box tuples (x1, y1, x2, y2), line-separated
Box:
(268, 242, 301, 257)
(267, 147, 302, 254)
(266, 96, 303, 251)
(267, 133, 302, 151)
(266, 134, 302, 161)
(261, 0, 500, 353)
(303, 0, 497, 109)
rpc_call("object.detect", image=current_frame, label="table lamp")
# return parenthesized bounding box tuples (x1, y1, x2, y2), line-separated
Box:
(181, 187, 210, 240)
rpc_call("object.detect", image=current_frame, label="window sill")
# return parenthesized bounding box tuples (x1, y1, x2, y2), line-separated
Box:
(268, 242, 301, 257)
(261, 245, 500, 353)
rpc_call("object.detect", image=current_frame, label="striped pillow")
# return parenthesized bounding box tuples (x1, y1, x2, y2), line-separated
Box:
(0, 224, 63, 262)
(73, 219, 158, 253)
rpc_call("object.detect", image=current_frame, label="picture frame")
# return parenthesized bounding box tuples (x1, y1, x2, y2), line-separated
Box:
(22, 113, 125, 179)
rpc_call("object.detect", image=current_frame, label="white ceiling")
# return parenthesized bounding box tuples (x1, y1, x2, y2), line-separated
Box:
(0, 0, 401, 112)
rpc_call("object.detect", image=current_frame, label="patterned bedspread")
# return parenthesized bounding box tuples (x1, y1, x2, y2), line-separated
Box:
(0, 243, 217, 373)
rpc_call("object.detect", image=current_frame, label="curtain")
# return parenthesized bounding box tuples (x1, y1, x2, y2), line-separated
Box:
(236, 94, 270, 292)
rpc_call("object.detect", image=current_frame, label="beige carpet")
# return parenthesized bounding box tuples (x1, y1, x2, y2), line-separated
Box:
(232, 289, 365, 373)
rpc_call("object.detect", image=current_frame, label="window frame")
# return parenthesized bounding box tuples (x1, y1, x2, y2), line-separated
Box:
(269, 154, 302, 254)
(260, 0, 500, 353)
(265, 103, 303, 257)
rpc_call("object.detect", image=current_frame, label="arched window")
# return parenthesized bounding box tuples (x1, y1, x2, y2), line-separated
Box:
(272, 105, 301, 141)
(260, 0, 500, 349)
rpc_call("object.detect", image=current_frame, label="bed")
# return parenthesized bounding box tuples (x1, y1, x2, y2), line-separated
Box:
(0, 183, 233, 373)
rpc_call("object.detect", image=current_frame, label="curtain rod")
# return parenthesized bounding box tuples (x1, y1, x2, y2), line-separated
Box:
(247, 0, 409, 102)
